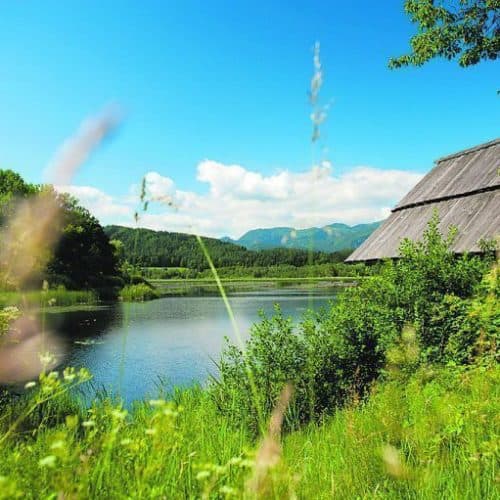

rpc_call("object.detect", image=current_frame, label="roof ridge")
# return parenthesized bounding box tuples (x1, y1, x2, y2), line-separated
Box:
(435, 137, 500, 163)
(393, 184, 500, 213)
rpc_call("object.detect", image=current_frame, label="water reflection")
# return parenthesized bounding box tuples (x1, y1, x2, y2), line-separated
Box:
(45, 289, 336, 403)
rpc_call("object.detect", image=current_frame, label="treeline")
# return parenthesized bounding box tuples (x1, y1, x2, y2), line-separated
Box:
(0, 170, 120, 296)
(105, 225, 353, 271)
(142, 263, 370, 280)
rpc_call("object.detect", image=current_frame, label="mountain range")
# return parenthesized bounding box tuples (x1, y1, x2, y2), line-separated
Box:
(221, 222, 382, 253)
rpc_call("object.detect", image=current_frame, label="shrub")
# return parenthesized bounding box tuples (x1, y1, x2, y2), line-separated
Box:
(120, 283, 159, 302)
(214, 215, 495, 429)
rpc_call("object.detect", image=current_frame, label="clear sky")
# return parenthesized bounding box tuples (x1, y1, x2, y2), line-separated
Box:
(0, 1, 498, 237)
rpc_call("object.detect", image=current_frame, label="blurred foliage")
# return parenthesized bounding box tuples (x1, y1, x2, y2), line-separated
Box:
(0, 170, 120, 297)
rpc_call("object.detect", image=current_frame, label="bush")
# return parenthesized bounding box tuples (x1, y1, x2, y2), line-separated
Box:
(214, 215, 496, 429)
(120, 283, 159, 302)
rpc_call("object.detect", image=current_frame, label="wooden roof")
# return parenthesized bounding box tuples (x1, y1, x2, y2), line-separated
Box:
(347, 138, 500, 262)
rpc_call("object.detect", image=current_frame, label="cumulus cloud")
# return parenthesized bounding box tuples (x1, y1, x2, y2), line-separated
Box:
(134, 160, 423, 238)
(55, 160, 422, 238)
(55, 185, 131, 219)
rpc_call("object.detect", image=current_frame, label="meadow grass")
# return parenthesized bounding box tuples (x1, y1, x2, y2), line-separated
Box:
(0, 363, 496, 498)
(0, 289, 97, 309)
(119, 283, 160, 302)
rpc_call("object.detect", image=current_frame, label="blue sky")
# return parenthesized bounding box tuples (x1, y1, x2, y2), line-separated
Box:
(0, 1, 498, 237)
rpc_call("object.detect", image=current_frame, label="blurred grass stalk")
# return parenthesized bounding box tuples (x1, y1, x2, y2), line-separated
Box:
(0, 107, 121, 384)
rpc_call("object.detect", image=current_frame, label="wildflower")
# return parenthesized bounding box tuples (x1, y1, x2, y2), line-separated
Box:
(219, 485, 237, 496)
(65, 415, 78, 429)
(63, 368, 76, 382)
(196, 470, 211, 481)
(39, 352, 56, 367)
(382, 444, 407, 479)
(2, 306, 19, 315)
(50, 440, 65, 450)
(39, 455, 57, 468)
(24, 381, 36, 389)
(77, 367, 92, 381)
(162, 407, 178, 417)
(149, 399, 166, 407)
(111, 409, 127, 420)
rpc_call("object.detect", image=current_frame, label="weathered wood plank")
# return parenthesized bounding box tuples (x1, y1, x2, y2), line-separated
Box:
(348, 138, 500, 262)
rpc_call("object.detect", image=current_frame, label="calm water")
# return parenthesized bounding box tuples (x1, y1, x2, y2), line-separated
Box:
(46, 288, 336, 402)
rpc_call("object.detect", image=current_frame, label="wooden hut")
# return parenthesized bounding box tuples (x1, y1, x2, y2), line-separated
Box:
(347, 138, 500, 262)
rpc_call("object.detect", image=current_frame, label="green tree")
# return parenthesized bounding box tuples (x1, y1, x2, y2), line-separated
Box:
(46, 192, 119, 292)
(0, 170, 120, 294)
(390, 0, 500, 68)
(0, 170, 38, 223)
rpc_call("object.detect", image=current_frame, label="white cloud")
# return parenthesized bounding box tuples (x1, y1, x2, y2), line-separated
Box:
(55, 185, 131, 219)
(136, 161, 423, 238)
(55, 160, 423, 238)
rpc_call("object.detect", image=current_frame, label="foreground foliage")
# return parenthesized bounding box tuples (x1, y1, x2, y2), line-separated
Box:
(0, 216, 497, 498)
(215, 216, 497, 430)
(0, 361, 497, 498)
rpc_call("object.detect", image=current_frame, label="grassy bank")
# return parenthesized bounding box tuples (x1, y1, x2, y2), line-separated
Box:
(0, 363, 496, 498)
(119, 283, 160, 302)
(0, 289, 98, 309)
(151, 276, 361, 284)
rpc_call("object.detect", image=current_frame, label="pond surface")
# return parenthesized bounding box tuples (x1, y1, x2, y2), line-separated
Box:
(46, 288, 337, 403)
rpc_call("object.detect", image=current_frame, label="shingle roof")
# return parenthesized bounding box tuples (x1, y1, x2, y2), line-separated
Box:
(347, 138, 500, 262)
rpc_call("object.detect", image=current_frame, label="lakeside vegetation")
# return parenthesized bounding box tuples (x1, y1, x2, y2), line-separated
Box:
(0, 288, 97, 309)
(119, 283, 160, 302)
(0, 217, 497, 497)
(142, 261, 371, 280)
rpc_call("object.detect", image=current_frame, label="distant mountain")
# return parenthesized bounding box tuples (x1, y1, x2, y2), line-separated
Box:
(104, 225, 351, 269)
(222, 222, 382, 253)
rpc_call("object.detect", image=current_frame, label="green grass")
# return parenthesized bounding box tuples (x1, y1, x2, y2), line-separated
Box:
(119, 283, 160, 302)
(0, 289, 98, 309)
(0, 363, 497, 498)
(151, 276, 362, 284)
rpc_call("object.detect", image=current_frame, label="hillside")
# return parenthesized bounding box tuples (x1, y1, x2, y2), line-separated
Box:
(222, 221, 382, 252)
(104, 225, 351, 270)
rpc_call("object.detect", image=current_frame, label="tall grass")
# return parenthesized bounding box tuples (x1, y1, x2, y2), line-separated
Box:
(119, 283, 160, 302)
(0, 289, 97, 309)
(0, 363, 496, 498)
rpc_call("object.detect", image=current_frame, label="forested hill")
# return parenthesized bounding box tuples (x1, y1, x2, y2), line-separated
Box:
(104, 225, 352, 270)
(222, 221, 381, 252)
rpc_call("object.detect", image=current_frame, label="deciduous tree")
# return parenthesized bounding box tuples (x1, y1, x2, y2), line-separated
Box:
(390, 0, 499, 68)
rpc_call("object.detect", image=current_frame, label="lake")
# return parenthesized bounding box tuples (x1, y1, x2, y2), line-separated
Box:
(46, 287, 337, 403)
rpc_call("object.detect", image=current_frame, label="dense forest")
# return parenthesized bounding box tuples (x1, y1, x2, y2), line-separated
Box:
(0, 170, 120, 294)
(105, 225, 353, 270)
